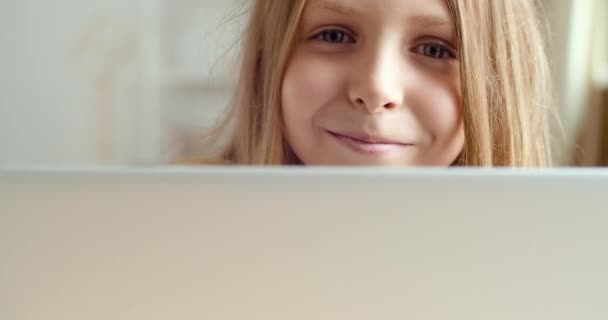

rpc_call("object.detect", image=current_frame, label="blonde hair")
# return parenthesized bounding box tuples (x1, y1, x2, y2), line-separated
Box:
(197, 0, 555, 167)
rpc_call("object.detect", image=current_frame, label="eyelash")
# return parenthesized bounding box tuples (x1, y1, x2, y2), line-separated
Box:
(312, 29, 456, 60)
(414, 43, 455, 60)
(313, 29, 356, 44)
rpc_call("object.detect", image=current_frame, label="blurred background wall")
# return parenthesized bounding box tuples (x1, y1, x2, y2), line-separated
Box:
(0, 0, 606, 166)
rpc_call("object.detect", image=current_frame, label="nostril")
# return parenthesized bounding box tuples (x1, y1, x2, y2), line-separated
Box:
(384, 102, 397, 109)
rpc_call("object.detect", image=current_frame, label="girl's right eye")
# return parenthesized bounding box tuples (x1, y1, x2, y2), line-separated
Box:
(312, 29, 355, 44)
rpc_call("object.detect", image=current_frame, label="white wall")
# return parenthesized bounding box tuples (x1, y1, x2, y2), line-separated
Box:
(543, 0, 607, 163)
(0, 0, 240, 166)
(0, 0, 148, 165)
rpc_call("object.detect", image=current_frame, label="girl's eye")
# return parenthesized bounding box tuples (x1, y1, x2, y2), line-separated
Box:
(415, 43, 454, 59)
(314, 29, 355, 44)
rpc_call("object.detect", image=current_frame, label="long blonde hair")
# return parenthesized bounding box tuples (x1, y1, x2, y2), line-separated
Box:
(198, 0, 555, 167)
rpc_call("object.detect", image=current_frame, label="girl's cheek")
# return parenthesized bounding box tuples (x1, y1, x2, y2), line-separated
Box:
(429, 95, 460, 134)
(283, 51, 345, 111)
(412, 73, 462, 137)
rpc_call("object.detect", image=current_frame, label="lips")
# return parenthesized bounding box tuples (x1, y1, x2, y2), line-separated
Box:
(326, 130, 410, 146)
(325, 130, 413, 155)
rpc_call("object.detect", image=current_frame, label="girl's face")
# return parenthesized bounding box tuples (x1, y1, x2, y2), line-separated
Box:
(281, 0, 465, 166)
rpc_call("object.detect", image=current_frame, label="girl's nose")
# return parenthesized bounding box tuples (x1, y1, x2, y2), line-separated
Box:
(348, 47, 404, 114)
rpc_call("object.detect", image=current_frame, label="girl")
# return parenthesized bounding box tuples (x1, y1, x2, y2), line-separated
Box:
(194, 0, 555, 167)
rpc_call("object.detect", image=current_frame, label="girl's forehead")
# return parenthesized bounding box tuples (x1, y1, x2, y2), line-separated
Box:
(305, 0, 453, 22)
(302, 0, 456, 39)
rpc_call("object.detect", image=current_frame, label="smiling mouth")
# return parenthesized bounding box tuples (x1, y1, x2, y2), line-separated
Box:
(326, 130, 413, 155)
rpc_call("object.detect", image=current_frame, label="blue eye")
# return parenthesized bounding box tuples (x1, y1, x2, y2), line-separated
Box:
(315, 29, 355, 44)
(416, 43, 454, 59)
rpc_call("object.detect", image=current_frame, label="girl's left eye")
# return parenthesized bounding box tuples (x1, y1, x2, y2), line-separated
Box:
(414, 43, 454, 59)
(313, 29, 355, 44)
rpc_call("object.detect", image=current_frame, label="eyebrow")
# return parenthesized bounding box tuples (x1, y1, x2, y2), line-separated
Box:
(407, 15, 454, 29)
(310, 1, 360, 16)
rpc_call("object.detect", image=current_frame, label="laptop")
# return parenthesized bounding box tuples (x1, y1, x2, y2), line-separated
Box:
(2, 167, 608, 320)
